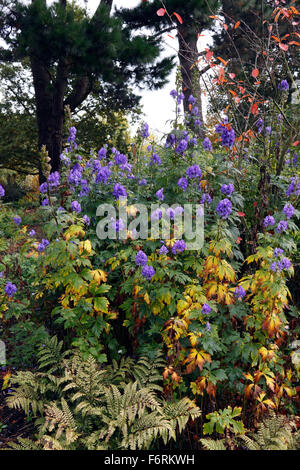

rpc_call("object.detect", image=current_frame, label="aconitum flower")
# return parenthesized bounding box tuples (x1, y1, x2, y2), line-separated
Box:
(141, 265, 155, 280)
(278, 80, 289, 91)
(177, 92, 184, 105)
(114, 152, 127, 166)
(177, 177, 188, 191)
(113, 183, 127, 199)
(195, 119, 202, 127)
(29, 230, 36, 237)
(111, 218, 125, 233)
(79, 180, 90, 197)
(67, 126, 77, 143)
(139, 179, 147, 186)
(276, 220, 288, 233)
(159, 245, 168, 255)
(189, 137, 198, 147)
(83, 215, 90, 226)
(71, 200, 81, 213)
(136, 250, 148, 267)
(68, 165, 83, 186)
(156, 188, 164, 201)
(200, 193, 212, 204)
(5, 282, 17, 297)
(221, 126, 235, 148)
(98, 147, 107, 160)
(13, 216, 21, 226)
(191, 106, 199, 116)
(96, 166, 111, 184)
(151, 208, 162, 221)
(48, 171, 60, 188)
(39, 239, 49, 251)
(170, 89, 177, 98)
(277, 257, 291, 271)
(206, 321, 211, 331)
(39, 182, 48, 193)
(60, 153, 71, 167)
(263, 215, 275, 227)
(188, 94, 196, 105)
(286, 176, 300, 197)
(41, 198, 49, 206)
(234, 286, 246, 299)
(266, 126, 272, 135)
(186, 164, 202, 179)
(270, 262, 277, 272)
(0, 184, 5, 197)
(283, 203, 295, 219)
(256, 119, 264, 134)
(165, 133, 175, 148)
(171, 240, 186, 254)
(176, 138, 188, 155)
(150, 153, 161, 166)
(203, 137, 212, 151)
(202, 304, 211, 315)
(273, 248, 284, 257)
(140, 123, 149, 139)
(220, 183, 234, 196)
(216, 199, 232, 219)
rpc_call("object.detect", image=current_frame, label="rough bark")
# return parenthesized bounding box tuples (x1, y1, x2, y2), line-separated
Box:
(177, 25, 205, 138)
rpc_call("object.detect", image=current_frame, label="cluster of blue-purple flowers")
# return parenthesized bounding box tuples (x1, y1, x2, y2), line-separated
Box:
(270, 248, 291, 273)
(263, 202, 295, 234)
(4, 282, 17, 297)
(135, 250, 155, 281)
(216, 121, 235, 149)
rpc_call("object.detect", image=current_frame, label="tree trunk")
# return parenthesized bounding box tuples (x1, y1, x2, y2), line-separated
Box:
(30, 56, 68, 183)
(177, 25, 205, 138)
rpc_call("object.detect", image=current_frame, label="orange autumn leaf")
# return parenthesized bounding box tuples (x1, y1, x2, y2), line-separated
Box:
(173, 11, 183, 24)
(292, 141, 300, 146)
(289, 41, 300, 46)
(251, 102, 259, 115)
(217, 56, 228, 66)
(251, 68, 259, 78)
(238, 212, 245, 217)
(234, 20, 241, 29)
(222, 23, 228, 31)
(271, 35, 281, 43)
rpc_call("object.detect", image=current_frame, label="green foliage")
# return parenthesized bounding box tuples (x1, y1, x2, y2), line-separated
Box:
(203, 406, 245, 435)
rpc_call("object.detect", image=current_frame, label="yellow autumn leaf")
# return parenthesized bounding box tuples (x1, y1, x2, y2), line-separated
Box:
(91, 269, 107, 284)
(177, 299, 190, 315)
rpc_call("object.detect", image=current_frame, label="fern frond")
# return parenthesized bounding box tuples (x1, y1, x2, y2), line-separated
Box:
(200, 438, 226, 450)
(7, 438, 43, 451)
(133, 349, 165, 391)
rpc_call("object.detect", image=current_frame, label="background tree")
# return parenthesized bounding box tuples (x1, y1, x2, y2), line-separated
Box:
(117, 0, 219, 135)
(0, 0, 174, 180)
